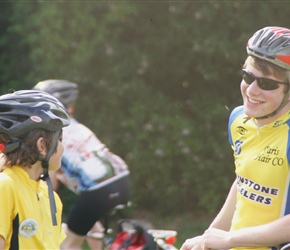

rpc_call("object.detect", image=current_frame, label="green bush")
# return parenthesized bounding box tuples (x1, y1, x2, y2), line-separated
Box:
(75, 78, 235, 215)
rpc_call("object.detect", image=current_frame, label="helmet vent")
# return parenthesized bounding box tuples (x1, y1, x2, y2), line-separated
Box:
(247, 26, 290, 70)
(0, 90, 70, 137)
(0, 119, 13, 129)
(269, 37, 288, 50)
(51, 109, 69, 120)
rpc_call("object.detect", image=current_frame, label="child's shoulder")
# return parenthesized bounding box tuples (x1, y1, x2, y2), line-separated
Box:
(39, 180, 48, 191)
(0, 171, 16, 191)
(0, 170, 13, 181)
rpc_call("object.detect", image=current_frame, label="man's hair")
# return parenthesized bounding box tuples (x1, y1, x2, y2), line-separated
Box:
(0, 129, 58, 170)
(244, 56, 290, 93)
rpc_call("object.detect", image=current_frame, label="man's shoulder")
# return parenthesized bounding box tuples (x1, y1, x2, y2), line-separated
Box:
(65, 118, 90, 129)
(229, 106, 245, 126)
(230, 105, 244, 117)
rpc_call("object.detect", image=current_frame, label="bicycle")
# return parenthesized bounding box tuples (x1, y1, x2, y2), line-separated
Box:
(281, 243, 290, 250)
(148, 229, 178, 250)
(86, 203, 130, 249)
(86, 203, 178, 250)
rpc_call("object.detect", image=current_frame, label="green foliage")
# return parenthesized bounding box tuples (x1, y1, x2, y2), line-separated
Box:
(1, 1, 290, 216)
(0, 2, 32, 92)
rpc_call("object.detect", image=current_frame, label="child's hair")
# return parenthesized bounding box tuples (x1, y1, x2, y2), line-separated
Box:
(0, 129, 61, 170)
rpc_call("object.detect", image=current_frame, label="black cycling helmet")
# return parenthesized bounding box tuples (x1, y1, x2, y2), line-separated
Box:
(0, 89, 70, 138)
(247, 26, 290, 70)
(33, 79, 79, 107)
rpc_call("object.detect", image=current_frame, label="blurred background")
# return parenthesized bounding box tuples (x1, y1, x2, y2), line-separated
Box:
(1, 1, 290, 247)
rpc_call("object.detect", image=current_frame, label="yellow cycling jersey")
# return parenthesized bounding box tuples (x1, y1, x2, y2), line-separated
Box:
(0, 166, 65, 249)
(228, 106, 290, 250)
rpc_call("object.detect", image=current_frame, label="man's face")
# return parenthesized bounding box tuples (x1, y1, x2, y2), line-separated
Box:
(241, 63, 288, 125)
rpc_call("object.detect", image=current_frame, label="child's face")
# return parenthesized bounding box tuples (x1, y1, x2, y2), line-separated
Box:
(49, 140, 64, 171)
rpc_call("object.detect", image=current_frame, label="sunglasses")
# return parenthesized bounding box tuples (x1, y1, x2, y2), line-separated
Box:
(242, 69, 288, 91)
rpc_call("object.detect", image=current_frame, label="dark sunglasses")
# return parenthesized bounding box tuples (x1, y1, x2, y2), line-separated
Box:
(242, 69, 288, 91)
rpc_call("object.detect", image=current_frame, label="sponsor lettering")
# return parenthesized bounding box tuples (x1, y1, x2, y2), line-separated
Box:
(237, 175, 279, 205)
(254, 146, 283, 166)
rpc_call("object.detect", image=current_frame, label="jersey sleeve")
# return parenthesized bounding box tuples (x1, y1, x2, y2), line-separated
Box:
(228, 106, 244, 146)
(0, 174, 16, 240)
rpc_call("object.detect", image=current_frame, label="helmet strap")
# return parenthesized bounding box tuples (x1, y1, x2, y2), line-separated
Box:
(2, 139, 22, 153)
(255, 93, 290, 120)
(39, 130, 61, 226)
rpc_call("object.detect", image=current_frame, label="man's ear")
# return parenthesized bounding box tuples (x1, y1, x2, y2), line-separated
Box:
(36, 137, 47, 157)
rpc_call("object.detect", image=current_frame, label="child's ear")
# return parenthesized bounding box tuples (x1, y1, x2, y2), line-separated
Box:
(36, 137, 47, 156)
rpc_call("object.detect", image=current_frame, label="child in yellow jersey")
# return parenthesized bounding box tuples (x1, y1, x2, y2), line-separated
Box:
(0, 90, 70, 249)
(33, 80, 130, 250)
(181, 27, 290, 250)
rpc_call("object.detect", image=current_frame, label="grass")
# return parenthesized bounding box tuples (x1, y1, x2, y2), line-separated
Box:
(82, 208, 214, 249)
(131, 209, 214, 248)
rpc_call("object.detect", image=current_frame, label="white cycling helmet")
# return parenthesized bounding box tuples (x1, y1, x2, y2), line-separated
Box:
(33, 79, 79, 107)
(247, 26, 290, 70)
(246, 27, 290, 120)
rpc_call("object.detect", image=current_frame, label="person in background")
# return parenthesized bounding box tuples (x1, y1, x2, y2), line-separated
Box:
(0, 90, 70, 249)
(181, 26, 290, 250)
(34, 80, 130, 250)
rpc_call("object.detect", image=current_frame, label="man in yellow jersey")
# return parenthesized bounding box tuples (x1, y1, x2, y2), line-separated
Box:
(181, 26, 290, 250)
(0, 90, 70, 249)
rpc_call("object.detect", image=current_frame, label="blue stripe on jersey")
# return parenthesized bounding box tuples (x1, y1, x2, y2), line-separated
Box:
(61, 157, 96, 191)
(285, 119, 290, 165)
(228, 106, 244, 146)
(283, 119, 290, 215)
(284, 179, 290, 215)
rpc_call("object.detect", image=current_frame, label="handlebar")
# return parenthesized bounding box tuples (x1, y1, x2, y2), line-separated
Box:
(147, 229, 178, 250)
(148, 229, 177, 239)
(281, 243, 290, 250)
(155, 239, 178, 250)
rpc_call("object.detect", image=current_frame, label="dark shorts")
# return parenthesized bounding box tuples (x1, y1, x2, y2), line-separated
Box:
(66, 173, 130, 235)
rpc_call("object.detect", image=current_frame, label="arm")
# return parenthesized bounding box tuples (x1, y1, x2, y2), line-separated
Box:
(51, 169, 78, 193)
(0, 235, 4, 249)
(203, 214, 290, 249)
(209, 179, 237, 230)
(180, 180, 237, 250)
